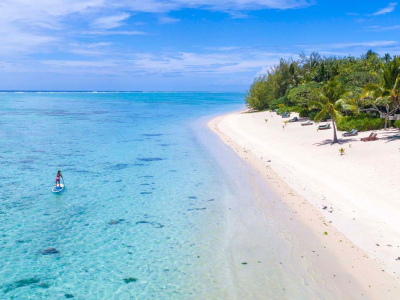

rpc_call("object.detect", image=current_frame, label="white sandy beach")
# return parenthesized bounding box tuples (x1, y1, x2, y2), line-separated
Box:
(209, 110, 400, 299)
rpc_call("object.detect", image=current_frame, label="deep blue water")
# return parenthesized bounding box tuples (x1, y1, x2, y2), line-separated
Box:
(0, 92, 244, 299)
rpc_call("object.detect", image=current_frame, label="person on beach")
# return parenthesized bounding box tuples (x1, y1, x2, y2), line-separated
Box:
(55, 170, 63, 187)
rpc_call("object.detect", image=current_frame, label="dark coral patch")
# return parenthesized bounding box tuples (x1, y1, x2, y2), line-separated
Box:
(142, 134, 163, 137)
(108, 219, 125, 225)
(136, 221, 164, 228)
(123, 277, 138, 283)
(137, 158, 163, 162)
(2, 278, 41, 293)
(41, 248, 60, 255)
(65, 294, 75, 298)
(187, 208, 206, 211)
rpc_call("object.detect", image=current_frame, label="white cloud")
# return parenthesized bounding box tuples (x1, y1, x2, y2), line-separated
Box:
(369, 2, 397, 16)
(81, 30, 147, 35)
(41, 60, 117, 68)
(159, 16, 181, 24)
(296, 40, 398, 51)
(92, 13, 131, 29)
(367, 25, 400, 31)
(118, 0, 313, 12)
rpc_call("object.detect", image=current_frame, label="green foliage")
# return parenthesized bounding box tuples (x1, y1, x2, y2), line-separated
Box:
(299, 109, 309, 117)
(276, 105, 291, 114)
(309, 80, 354, 123)
(394, 120, 400, 129)
(245, 76, 270, 110)
(338, 71, 379, 99)
(287, 82, 321, 108)
(270, 96, 287, 109)
(337, 114, 385, 131)
(276, 105, 303, 115)
(308, 110, 318, 120)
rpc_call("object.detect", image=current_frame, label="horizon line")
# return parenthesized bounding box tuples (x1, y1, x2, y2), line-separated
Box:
(0, 90, 246, 94)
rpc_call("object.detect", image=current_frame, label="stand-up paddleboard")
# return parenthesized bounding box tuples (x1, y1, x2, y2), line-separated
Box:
(52, 184, 65, 193)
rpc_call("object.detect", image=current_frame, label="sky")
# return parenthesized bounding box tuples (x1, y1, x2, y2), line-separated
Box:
(0, 0, 399, 91)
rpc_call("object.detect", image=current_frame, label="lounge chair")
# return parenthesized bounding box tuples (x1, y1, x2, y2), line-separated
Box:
(342, 129, 358, 137)
(360, 133, 373, 141)
(361, 133, 378, 142)
(289, 117, 298, 122)
(318, 123, 331, 130)
(281, 114, 291, 118)
(301, 120, 313, 126)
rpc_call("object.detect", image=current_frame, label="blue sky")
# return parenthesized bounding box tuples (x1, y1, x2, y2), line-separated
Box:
(0, 0, 399, 91)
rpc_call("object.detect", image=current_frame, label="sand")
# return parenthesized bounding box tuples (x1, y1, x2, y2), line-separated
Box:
(208, 110, 400, 299)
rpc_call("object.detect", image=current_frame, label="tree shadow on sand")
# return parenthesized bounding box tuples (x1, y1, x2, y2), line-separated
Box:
(313, 128, 400, 146)
(313, 138, 358, 146)
(377, 128, 400, 143)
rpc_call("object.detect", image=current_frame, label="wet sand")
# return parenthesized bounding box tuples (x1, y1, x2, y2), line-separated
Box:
(206, 110, 400, 299)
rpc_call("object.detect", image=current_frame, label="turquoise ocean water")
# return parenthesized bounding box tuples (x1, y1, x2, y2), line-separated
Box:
(0, 92, 244, 299)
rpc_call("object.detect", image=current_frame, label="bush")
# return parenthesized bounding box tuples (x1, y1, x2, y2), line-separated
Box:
(308, 111, 318, 120)
(394, 120, 400, 129)
(337, 114, 385, 131)
(287, 82, 321, 107)
(276, 105, 303, 115)
(299, 110, 309, 117)
(270, 96, 287, 109)
(245, 76, 270, 111)
(276, 105, 291, 114)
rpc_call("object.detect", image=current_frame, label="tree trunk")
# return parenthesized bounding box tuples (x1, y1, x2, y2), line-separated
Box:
(331, 116, 339, 144)
(384, 105, 389, 130)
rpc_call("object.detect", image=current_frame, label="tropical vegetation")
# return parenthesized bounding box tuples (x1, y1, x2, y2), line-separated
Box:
(245, 51, 400, 143)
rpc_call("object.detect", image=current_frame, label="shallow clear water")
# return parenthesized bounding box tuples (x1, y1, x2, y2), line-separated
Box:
(0, 92, 244, 299)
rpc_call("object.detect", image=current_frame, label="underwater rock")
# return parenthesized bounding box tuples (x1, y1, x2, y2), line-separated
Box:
(142, 134, 163, 137)
(41, 248, 60, 255)
(137, 158, 163, 162)
(65, 294, 75, 298)
(187, 208, 206, 211)
(2, 278, 41, 293)
(123, 277, 138, 283)
(136, 221, 164, 228)
(108, 219, 125, 225)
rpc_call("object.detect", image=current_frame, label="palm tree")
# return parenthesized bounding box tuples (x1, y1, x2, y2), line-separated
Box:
(383, 53, 392, 65)
(382, 56, 400, 110)
(361, 84, 396, 129)
(310, 80, 355, 144)
(361, 56, 400, 126)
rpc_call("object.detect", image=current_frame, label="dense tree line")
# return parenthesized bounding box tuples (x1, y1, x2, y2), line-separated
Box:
(245, 51, 400, 143)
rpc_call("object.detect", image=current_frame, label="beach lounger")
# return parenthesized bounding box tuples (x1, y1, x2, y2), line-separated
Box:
(281, 114, 291, 118)
(361, 133, 378, 142)
(318, 123, 331, 130)
(289, 117, 298, 123)
(301, 120, 313, 126)
(360, 133, 373, 141)
(342, 129, 358, 137)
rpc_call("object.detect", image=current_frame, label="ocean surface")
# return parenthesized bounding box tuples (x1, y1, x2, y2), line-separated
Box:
(0, 92, 345, 300)
(0, 92, 244, 299)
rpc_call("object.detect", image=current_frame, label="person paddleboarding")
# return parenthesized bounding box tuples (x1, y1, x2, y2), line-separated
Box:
(52, 170, 65, 193)
(55, 170, 63, 187)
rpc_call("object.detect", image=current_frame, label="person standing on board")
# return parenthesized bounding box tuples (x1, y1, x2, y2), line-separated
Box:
(55, 170, 63, 187)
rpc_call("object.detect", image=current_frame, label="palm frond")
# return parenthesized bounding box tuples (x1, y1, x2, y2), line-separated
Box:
(314, 109, 328, 123)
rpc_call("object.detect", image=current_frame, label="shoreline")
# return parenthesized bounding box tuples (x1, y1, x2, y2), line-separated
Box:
(207, 110, 400, 299)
